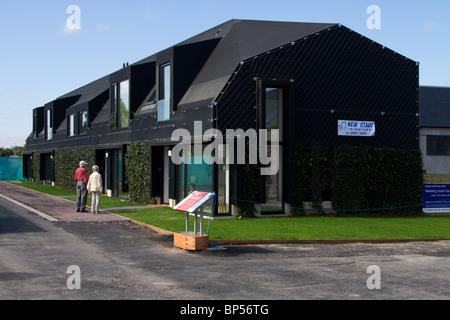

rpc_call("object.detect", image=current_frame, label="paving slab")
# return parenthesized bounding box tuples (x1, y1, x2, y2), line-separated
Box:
(0, 181, 128, 222)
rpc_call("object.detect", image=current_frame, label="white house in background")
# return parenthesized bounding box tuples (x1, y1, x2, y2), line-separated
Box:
(419, 86, 450, 177)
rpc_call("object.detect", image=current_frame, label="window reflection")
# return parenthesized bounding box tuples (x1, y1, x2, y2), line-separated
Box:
(68, 114, 75, 137)
(46, 109, 52, 140)
(79, 110, 88, 135)
(110, 80, 130, 129)
(119, 80, 130, 128)
(158, 63, 170, 122)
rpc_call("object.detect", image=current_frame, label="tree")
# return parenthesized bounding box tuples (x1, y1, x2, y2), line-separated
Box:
(0, 146, 25, 157)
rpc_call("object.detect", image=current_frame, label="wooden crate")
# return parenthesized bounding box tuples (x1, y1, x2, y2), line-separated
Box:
(174, 232, 209, 251)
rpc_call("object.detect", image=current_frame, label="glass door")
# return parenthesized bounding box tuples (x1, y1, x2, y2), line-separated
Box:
(111, 148, 128, 199)
(261, 87, 284, 214)
(177, 145, 213, 212)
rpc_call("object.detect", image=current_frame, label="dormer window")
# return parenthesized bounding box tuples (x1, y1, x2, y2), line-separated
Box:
(79, 110, 88, 135)
(110, 79, 130, 129)
(158, 63, 171, 122)
(141, 86, 156, 112)
(46, 108, 53, 140)
(68, 114, 75, 137)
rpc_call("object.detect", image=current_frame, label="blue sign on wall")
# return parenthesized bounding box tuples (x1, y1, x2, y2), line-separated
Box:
(423, 184, 450, 213)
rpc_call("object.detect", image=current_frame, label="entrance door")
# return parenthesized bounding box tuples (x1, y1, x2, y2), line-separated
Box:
(151, 146, 170, 204)
(110, 148, 127, 198)
(95, 150, 106, 193)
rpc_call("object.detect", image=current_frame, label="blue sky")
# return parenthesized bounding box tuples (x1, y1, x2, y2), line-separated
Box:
(0, 0, 449, 147)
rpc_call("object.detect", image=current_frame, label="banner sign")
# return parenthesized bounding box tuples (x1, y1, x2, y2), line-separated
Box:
(422, 184, 450, 213)
(174, 191, 215, 213)
(338, 120, 375, 137)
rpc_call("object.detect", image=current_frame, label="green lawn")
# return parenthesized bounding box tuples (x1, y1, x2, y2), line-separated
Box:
(12, 182, 76, 196)
(115, 207, 450, 240)
(10, 182, 450, 241)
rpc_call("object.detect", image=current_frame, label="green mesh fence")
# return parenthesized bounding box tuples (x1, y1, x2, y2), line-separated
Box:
(0, 157, 25, 181)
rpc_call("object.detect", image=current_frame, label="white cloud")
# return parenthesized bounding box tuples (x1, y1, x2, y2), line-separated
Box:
(61, 21, 82, 35)
(420, 21, 447, 33)
(421, 21, 436, 33)
(97, 24, 111, 31)
(63, 27, 81, 35)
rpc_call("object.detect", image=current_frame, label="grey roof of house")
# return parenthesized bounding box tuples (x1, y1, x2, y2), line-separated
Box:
(56, 75, 110, 106)
(134, 19, 337, 107)
(53, 19, 338, 111)
(420, 86, 450, 128)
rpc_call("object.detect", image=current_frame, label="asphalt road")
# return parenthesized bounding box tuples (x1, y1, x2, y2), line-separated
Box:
(1, 196, 449, 305)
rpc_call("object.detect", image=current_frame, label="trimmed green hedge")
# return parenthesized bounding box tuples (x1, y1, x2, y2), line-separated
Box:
(291, 144, 423, 216)
(54, 147, 95, 191)
(30, 144, 157, 204)
(32, 151, 40, 183)
(332, 146, 423, 215)
(125, 143, 156, 205)
(290, 143, 333, 214)
(237, 162, 261, 218)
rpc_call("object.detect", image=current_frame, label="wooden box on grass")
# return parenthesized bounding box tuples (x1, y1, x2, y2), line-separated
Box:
(174, 232, 209, 251)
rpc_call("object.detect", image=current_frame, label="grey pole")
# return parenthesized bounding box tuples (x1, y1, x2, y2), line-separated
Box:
(200, 206, 204, 236)
(194, 210, 198, 235)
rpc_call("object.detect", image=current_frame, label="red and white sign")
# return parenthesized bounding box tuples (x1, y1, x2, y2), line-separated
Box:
(174, 191, 215, 213)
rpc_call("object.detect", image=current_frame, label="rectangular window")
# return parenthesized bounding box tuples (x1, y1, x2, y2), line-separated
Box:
(158, 63, 171, 122)
(110, 80, 130, 129)
(110, 148, 128, 199)
(33, 112, 38, 139)
(177, 145, 213, 206)
(261, 87, 284, 213)
(141, 86, 156, 112)
(119, 80, 130, 128)
(261, 145, 283, 213)
(217, 144, 230, 214)
(68, 114, 75, 137)
(79, 110, 88, 135)
(46, 109, 53, 140)
(427, 135, 450, 155)
(265, 87, 283, 142)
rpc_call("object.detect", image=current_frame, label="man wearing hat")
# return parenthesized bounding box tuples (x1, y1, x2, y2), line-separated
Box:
(74, 160, 89, 212)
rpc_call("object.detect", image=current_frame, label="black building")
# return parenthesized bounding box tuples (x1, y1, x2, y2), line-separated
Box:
(24, 19, 419, 216)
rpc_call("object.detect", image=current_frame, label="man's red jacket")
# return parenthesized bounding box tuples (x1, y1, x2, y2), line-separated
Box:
(74, 167, 89, 184)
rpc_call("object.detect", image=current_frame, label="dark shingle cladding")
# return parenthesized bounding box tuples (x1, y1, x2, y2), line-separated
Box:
(132, 19, 337, 108)
(57, 76, 110, 106)
(420, 86, 450, 128)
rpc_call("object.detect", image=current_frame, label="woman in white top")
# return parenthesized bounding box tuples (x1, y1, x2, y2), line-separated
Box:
(87, 165, 103, 213)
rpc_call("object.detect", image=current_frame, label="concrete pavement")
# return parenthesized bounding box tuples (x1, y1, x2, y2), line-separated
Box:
(0, 181, 128, 222)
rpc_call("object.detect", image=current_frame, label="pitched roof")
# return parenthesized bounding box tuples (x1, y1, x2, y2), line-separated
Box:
(420, 86, 450, 127)
(53, 20, 338, 111)
(56, 75, 110, 107)
(135, 19, 337, 107)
